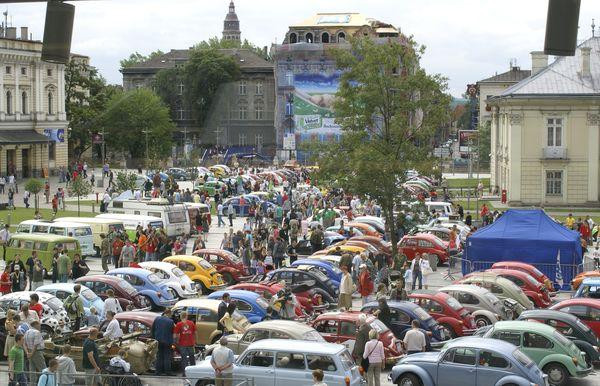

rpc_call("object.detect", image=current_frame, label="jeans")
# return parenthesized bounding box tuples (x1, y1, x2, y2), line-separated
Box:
(228, 214, 233, 227)
(366, 362, 382, 386)
(156, 342, 173, 374)
(179, 346, 195, 370)
(217, 214, 225, 227)
(59, 274, 68, 283)
(146, 252, 156, 262)
(412, 271, 423, 290)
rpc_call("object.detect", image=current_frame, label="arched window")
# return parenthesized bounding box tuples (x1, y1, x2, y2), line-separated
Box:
(289, 33, 297, 44)
(322, 32, 330, 43)
(337, 32, 346, 42)
(21, 92, 27, 114)
(305, 33, 313, 43)
(6, 91, 12, 115)
(48, 92, 53, 115)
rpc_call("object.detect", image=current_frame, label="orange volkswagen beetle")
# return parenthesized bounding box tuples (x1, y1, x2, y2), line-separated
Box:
(572, 270, 600, 290)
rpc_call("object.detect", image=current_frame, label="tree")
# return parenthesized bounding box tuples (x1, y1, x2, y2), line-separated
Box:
(115, 172, 139, 194)
(120, 50, 165, 69)
(98, 88, 174, 161)
(310, 36, 450, 261)
(68, 176, 93, 216)
(194, 37, 270, 60)
(476, 122, 491, 168)
(24, 179, 43, 211)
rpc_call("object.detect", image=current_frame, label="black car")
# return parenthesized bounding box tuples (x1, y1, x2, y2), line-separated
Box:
(295, 232, 346, 255)
(518, 309, 600, 366)
(266, 267, 338, 305)
(166, 168, 192, 181)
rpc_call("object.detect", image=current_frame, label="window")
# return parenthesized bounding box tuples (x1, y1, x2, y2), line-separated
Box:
(240, 350, 274, 367)
(479, 350, 509, 368)
(444, 347, 476, 365)
(48, 92, 54, 115)
(238, 133, 247, 146)
(167, 210, 187, 224)
(322, 32, 330, 43)
(418, 239, 433, 248)
(523, 332, 553, 349)
(285, 71, 294, 86)
(271, 330, 291, 339)
(236, 301, 252, 312)
(49, 142, 56, 161)
(178, 82, 184, 95)
(455, 292, 479, 305)
(340, 321, 357, 336)
(255, 134, 263, 149)
(337, 32, 346, 42)
(47, 68, 52, 77)
(21, 92, 27, 114)
(241, 329, 269, 343)
(20, 67, 26, 75)
(255, 82, 263, 95)
(314, 320, 338, 334)
(422, 299, 443, 313)
(5, 66, 11, 74)
(546, 170, 562, 196)
(306, 355, 336, 372)
(389, 309, 411, 324)
(6, 91, 12, 115)
(546, 118, 562, 147)
(239, 80, 247, 95)
(560, 305, 592, 321)
(276, 352, 306, 369)
(239, 105, 248, 120)
(491, 331, 521, 346)
(289, 33, 297, 44)
(490, 284, 503, 294)
(255, 103, 264, 120)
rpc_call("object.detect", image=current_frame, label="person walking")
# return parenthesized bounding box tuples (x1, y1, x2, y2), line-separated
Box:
(100, 233, 110, 273)
(217, 202, 225, 227)
(64, 284, 84, 331)
(358, 264, 374, 305)
(82, 328, 101, 386)
(227, 202, 234, 227)
(24, 320, 47, 385)
(119, 239, 136, 268)
(37, 358, 58, 386)
(403, 319, 427, 355)
(217, 293, 230, 333)
(272, 237, 285, 269)
(8, 333, 27, 386)
(151, 308, 175, 376)
(352, 314, 371, 362)
(211, 336, 234, 386)
(57, 345, 77, 386)
(0, 224, 11, 261)
(339, 265, 354, 311)
(71, 254, 88, 280)
(174, 311, 196, 372)
(363, 329, 384, 386)
(57, 250, 70, 283)
(411, 254, 425, 290)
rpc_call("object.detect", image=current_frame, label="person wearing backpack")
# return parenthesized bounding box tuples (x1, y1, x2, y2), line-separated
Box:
(64, 285, 84, 331)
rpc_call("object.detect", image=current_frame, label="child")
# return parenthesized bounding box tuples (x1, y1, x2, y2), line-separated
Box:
(312, 369, 327, 386)
(87, 306, 100, 327)
(403, 262, 412, 291)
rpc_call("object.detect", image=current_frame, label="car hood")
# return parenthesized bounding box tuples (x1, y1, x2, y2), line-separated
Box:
(398, 351, 440, 364)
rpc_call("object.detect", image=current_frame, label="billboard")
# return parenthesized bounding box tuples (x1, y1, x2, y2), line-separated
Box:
(44, 128, 65, 143)
(459, 130, 478, 153)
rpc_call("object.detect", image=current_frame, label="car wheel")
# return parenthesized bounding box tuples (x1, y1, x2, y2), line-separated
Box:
(474, 315, 491, 328)
(440, 323, 457, 339)
(397, 373, 422, 386)
(222, 272, 235, 285)
(543, 362, 568, 386)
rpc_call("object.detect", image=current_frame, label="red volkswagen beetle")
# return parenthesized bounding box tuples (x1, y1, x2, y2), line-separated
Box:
(228, 281, 322, 315)
(549, 298, 600, 337)
(491, 261, 555, 294)
(408, 290, 476, 338)
(485, 268, 551, 308)
(397, 233, 449, 265)
(193, 248, 249, 285)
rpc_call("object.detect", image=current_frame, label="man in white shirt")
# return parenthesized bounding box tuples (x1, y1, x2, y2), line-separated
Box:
(103, 289, 123, 317)
(103, 311, 123, 340)
(0, 224, 11, 260)
(403, 320, 426, 355)
(217, 203, 224, 227)
(211, 337, 234, 386)
(102, 191, 111, 213)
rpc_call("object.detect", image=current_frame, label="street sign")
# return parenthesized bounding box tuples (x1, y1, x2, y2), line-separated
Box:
(434, 147, 450, 157)
(459, 130, 478, 153)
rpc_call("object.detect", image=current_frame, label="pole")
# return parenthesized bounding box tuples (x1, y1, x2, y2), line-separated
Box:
(101, 127, 105, 184)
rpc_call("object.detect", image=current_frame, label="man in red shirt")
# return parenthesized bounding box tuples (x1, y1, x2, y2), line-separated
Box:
(0, 266, 11, 294)
(29, 293, 43, 318)
(174, 311, 196, 372)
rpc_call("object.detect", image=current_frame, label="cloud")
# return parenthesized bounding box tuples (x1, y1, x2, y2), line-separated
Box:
(4, 0, 600, 96)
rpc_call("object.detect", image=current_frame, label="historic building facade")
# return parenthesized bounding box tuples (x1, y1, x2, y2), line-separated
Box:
(489, 37, 600, 206)
(223, 1, 241, 42)
(0, 26, 69, 178)
(271, 13, 401, 161)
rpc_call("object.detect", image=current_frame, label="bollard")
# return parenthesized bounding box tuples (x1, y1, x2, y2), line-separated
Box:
(96, 192, 99, 203)
(92, 204, 95, 213)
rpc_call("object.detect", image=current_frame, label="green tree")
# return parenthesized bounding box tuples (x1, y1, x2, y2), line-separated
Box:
(476, 121, 491, 168)
(194, 37, 270, 60)
(153, 67, 181, 121)
(115, 172, 139, 194)
(24, 179, 43, 211)
(310, 37, 450, 260)
(120, 50, 165, 69)
(68, 176, 93, 216)
(98, 88, 174, 161)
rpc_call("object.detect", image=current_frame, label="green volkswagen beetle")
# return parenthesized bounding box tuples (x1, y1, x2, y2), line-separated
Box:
(483, 321, 592, 386)
(194, 180, 226, 196)
(459, 272, 534, 313)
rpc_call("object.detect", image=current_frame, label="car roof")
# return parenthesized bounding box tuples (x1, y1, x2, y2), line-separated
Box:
(409, 290, 450, 300)
(445, 337, 521, 355)
(581, 277, 600, 285)
(209, 290, 260, 301)
(37, 283, 93, 292)
(363, 300, 420, 312)
(551, 298, 600, 309)
(76, 274, 125, 284)
(0, 291, 56, 301)
(293, 259, 334, 268)
(519, 309, 580, 323)
(317, 310, 373, 323)
(494, 320, 557, 334)
(440, 284, 491, 295)
(115, 311, 161, 323)
(247, 339, 344, 355)
(10, 233, 79, 242)
(249, 320, 317, 334)
(139, 261, 177, 271)
(174, 298, 221, 311)
(107, 268, 154, 277)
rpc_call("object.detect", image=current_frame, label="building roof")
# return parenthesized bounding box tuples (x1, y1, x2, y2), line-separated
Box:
(478, 67, 531, 84)
(0, 130, 49, 144)
(494, 37, 600, 98)
(290, 12, 399, 33)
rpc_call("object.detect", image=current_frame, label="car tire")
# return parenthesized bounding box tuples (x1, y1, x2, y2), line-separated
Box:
(397, 373, 422, 386)
(474, 315, 491, 328)
(543, 362, 568, 386)
(440, 323, 457, 339)
(222, 272, 235, 285)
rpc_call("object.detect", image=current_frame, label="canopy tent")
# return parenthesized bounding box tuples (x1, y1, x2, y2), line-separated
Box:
(464, 209, 582, 289)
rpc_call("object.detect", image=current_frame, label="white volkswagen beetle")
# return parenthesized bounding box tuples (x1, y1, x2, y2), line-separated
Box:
(0, 291, 69, 337)
(139, 261, 197, 299)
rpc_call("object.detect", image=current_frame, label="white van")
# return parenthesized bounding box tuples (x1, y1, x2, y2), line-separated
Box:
(54, 217, 125, 256)
(95, 213, 164, 233)
(108, 198, 190, 237)
(424, 201, 455, 216)
(16, 220, 95, 257)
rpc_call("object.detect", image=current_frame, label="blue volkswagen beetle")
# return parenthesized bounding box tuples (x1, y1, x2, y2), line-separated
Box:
(290, 259, 342, 286)
(208, 289, 270, 323)
(390, 337, 548, 386)
(106, 268, 178, 310)
(37, 283, 105, 318)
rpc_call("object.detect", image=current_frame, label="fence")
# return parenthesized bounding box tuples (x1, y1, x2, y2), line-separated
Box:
(0, 369, 255, 386)
(443, 254, 471, 282)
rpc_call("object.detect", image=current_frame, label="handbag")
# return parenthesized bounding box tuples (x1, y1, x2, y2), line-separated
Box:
(361, 341, 379, 372)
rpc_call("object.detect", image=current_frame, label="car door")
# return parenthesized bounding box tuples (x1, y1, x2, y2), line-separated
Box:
(389, 308, 412, 339)
(437, 347, 477, 386)
(313, 319, 340, 343)
(274, 351, 308, 386)
(563, 305, 600, 336)
(521, 331, 554, 364)
(237, 349, 275, 385)
(476, 349, 514, 385)
(190, 307, 217, 345)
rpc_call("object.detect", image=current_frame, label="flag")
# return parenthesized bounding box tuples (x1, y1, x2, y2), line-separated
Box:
(555, 250, 563, 288)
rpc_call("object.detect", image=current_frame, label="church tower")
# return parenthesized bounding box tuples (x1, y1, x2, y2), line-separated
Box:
(223, 1, 241, 41)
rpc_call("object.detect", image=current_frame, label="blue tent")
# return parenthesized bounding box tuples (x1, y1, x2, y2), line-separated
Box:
(464, 209, 582, 290)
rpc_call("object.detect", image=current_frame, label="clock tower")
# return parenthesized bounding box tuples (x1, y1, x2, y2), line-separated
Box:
(223, 1, 241, 41)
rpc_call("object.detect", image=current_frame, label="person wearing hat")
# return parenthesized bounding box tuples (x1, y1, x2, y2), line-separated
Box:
(358, 263, 374, 305)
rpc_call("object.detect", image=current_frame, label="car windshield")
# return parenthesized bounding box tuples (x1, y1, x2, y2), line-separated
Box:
(147, 273, 162, 284)
(484, 292, 501, 306)
(524, 274, 540, 287)
(413, 307, 431, 321)
(45, 297, 63, 311)
(513, 349, 533, 367)
(446, 296, 463, 311)
(81, 288, 97, 301)
(256, 296, 269, 310)
(119, 280, 138, 296)
(302, 330, 325, 342)
(340, 349, 355, 370)
(171, 267, 185, 278)
(197, 259, 213, 269)
(369, 319, 389, 333)
(431, 236, 446, 248)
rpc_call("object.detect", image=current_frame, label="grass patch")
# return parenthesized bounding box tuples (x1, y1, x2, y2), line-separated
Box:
(446, 178, 490, 189)
(454, 200, 494, 212)
(0, 208, 94, 228)
(66, 200, 99, 207)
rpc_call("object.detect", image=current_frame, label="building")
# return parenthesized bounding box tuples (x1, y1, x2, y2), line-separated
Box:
(121, 1, 276, 155)
(271, 13, 401, 161)
(0, 25, 69, 178)
(488, 37, 600, 206)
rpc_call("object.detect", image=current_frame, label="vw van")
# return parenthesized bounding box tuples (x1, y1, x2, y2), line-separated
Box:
(5, 234, 80, 273)
(54, 217, 125, 256)
(16, 220, 95, 257)
(95, 213, 165, 240)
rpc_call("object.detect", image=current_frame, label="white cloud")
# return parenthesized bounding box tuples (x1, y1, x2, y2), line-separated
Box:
(5, 0, 600, 96)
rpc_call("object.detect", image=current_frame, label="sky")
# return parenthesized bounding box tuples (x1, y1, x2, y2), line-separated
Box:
(4, 0, 600, 97)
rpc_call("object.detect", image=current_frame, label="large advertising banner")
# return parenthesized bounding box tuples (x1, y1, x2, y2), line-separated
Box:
(293, 72, 342, 142)
(459, 130, 478, 153)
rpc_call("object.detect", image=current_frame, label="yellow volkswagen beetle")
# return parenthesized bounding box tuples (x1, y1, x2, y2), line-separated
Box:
(163, 255, 225, 294)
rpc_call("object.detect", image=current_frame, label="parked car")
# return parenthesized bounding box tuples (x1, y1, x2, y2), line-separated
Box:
(572, 270, 600, 291)
(0, 291, 69, 338)
(203, 320, 324, 357)
(345, 222, 380, 237)
(397, 233, 449, 265)
(267, 267, 339, 304)
(207, 290, 270, 324)
(483, 321, 592, 386)
(311, 311, 402, 365)
(408, 290, 476, 338)
(75, 275, 147, 311)
(228, 281, 315, 315)
(37, 283, 105, 318)
(574, 278, 600, 299)
(439, 284, 518, 327)
(484, 268, 552, 308)
(491, 261, 555, 293)
(325, 226, 364, 238)
(163, 254, 226, 294)
(166, 167, 192, 181)
(389, 337, 548, 386)
(361, 300, 448, 343)
(186, 339, 363, 386)
(139, 261, 198, 299)
(550, 298, 600, 337)
(352, 216, 386, 235)
(290, 259, 342, 286)
(348, 235, 391, 256)
(517, 309, 600, 367)
(194, 180, 227, 196)
(193, 248, 249, 285)
(458, 272, 534, 312)
(172, 298, 251, 346)
(295, 232, 346, 256)
(106, 268, 178, 310)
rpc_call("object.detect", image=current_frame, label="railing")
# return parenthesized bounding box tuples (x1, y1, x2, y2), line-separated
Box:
(443, 253, 471, 281)
(542, 146, 567, 159)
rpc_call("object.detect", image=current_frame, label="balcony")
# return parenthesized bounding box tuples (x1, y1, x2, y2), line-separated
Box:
(542, 146, 567, 160)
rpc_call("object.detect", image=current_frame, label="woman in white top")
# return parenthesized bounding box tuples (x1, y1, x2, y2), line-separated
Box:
(103, 289, 122, 319)
(363, 329, 385, 386)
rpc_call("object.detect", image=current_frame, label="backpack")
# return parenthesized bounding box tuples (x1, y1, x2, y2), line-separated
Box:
(64, 294, 79, 315)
